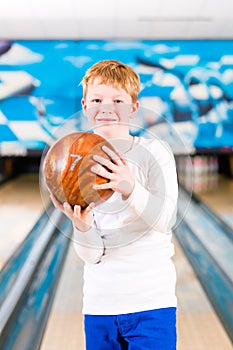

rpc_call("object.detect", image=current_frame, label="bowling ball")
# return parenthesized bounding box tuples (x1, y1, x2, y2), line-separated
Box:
(43, 131, 115, 209)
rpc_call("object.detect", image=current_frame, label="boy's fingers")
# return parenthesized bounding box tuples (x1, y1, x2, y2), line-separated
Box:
(91, 165, 113, 179)
(93, 154, 116, 171)
(93, 183, 111, 190)
(63, 202, 74, 217)
(73, 203, 94, 217)
(87, 202, 95, 211)
(50, 194, 64, 211)
(83, 202, 95, 215)
(74, 205, 81, 217)
(102, 146, 122, 164)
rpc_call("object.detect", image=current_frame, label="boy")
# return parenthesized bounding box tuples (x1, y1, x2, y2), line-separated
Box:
(51, 60, 178, 349)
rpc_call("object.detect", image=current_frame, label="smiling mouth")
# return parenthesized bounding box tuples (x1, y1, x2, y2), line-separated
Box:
(96, 118, 118, 122)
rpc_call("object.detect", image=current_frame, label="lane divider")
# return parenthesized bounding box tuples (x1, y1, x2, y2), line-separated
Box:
(175, 187, 233, 343)
(0, 207, 72, 349)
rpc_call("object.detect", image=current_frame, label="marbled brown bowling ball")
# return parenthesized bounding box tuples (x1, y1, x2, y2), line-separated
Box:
(43, 132, 114, 209)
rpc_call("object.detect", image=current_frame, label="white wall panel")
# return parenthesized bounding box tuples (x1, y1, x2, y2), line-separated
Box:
(0, 0, 233, 38)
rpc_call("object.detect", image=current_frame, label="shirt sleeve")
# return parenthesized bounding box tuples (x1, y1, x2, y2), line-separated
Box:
(126, 140, 178, 233)
(72, 225, 105, 264)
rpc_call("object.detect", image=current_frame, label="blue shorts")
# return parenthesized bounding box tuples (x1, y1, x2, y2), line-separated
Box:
(84, 307, 177, 350)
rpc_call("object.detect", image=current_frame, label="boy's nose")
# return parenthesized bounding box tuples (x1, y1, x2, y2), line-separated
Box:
(100, 104, 114, 114)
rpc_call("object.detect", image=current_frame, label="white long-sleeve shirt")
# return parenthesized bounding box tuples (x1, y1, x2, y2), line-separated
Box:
(73, 136, 178, 315)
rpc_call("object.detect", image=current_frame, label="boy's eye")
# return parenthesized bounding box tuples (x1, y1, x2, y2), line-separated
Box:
(114, 99, 123, 104)
(92, 99, 101, 103)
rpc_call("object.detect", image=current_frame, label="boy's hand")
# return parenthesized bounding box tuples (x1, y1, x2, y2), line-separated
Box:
(91, 146, 135, 200)
(50, 194, 95, 232)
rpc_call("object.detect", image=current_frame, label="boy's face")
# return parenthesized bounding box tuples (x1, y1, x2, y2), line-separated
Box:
(81, 80, 139, 138)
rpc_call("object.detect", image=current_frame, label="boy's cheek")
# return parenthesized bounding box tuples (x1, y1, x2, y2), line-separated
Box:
(84, 108, 97, 121)
(117, 104, 134, 117)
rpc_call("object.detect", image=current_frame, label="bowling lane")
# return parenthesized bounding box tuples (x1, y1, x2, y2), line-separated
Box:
(40, 246, 85, 350)
(40, 166, 233, 349)
(176, 154, 233, 228)
(193, 174, 233, 228)
(40, 236, 233, 350)
(4, 168, 230, 349)
(0, 173, 46, 270)
(175, 236, 232, 350)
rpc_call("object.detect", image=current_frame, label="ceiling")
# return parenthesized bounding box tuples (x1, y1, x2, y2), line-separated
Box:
(0, 0, 233, 39)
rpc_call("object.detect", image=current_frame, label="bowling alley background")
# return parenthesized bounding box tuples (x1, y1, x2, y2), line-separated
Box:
(1, 38, 233, 348)
(0, 39, 233, 181)
(0, 40, 233, 148)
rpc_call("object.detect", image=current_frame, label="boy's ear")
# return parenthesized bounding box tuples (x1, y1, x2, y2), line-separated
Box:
(81, 98, 86, 110)
(130, 101, 139, 119)
(81, 98, 88, 117)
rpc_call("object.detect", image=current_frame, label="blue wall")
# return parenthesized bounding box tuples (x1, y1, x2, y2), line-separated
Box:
(0, 40, 233, 155)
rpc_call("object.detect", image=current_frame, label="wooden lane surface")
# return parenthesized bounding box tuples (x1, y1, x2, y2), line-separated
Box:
(194, 174, 233, 228)
(1, 173, 232, 349)
(40, 237, 233, 350)
(0, 173, 46, 270)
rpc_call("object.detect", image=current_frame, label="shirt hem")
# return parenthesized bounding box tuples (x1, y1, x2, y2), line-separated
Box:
(81, 299, 177, 315)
